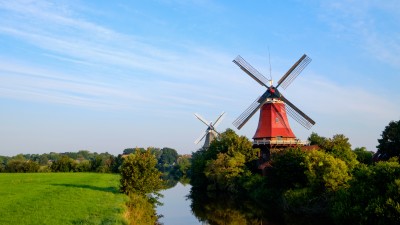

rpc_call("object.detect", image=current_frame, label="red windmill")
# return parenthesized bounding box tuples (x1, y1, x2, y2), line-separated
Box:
(232, 54, 315, 162)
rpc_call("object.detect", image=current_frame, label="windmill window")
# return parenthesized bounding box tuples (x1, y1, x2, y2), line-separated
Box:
(275, 118, 279, 123)
(277, 136, 282, 140)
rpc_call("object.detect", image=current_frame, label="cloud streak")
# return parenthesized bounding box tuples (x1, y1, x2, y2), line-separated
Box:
(0, 0, 240, 111)
(320, 0, 400, 68)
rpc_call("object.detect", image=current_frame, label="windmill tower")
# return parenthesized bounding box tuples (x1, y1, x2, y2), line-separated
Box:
(232, 54, 315, 163)
(194, 112, 225, 148)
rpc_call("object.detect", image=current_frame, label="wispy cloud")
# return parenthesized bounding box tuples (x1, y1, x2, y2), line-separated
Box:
(319, 0, 400, 68)
(0, 0, 238, 111)
(0, 59, 149, 109)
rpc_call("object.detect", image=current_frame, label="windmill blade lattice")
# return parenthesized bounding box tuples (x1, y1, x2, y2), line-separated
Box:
(280, 95, 315, 129)
(233, 96, 264, 129)
(194, 113, 210, 127)
(194, 130, 208, 144)
(277, 54, 311, 90)
(213, 112, 226, 128)
(233, 55, 270, 87)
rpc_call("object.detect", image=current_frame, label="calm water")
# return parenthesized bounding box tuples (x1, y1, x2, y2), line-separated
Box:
(156, 183, 283, 225)
(157, 183, 330, 225)
(157, 182, 200, 225)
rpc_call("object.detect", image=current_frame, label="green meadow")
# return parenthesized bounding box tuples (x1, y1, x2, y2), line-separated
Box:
(0, 173, 128, 225)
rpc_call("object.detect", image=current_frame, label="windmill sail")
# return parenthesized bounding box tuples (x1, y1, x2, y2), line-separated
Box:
(194, 130, 207, 144)
(213, 112, 226, 128)
(194, 112, 225, 147)
(280, 95, 315, 129)
(277, 54, 311, 89)
(233, 55, 270, 87)
(232, 53, 315, 133)
(233, 96, 264, 129)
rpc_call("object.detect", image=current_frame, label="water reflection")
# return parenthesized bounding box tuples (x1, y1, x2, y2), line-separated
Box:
(157, 183, 200, 225)
(158, 184, 330, 225)
(188, 190, 283, 225)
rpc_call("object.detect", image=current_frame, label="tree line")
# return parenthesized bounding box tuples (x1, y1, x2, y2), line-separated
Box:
(189, 120, 400, 225)
(0, 147, 191, 177)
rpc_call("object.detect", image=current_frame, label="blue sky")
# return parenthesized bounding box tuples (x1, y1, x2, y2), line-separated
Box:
(0, 0, 399, 156)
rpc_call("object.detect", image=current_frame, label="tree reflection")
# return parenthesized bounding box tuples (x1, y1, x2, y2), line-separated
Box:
(188, 189, 283, 225)
(189, 188, 334, 225)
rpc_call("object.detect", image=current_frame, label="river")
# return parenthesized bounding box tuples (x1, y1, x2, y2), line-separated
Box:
(157, 182, 200, 225)
(157, 182, 332, 225)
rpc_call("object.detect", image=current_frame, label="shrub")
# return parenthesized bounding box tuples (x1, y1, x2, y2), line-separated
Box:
(266, 148, 308, 190)
(120, 149, 164, 196)
(331, 161, 400, 224)
(304, 150, 351, 193)
(50, 156, 75, 172)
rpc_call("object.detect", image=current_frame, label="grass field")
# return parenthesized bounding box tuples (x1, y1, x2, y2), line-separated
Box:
(0, 173, 128, 225)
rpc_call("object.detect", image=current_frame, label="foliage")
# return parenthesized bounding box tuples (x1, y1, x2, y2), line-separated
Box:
(204, 152, 250, 192)
(1, 150, 124, 173)
(331, 161, 400, 224)
(119, 148, 164, 197)
(308, 132, 327, 146)
(125, 193, 159, 225)
(353, 147, 373, 165)
(175, 155, 191, 177)
(208, 128, 259, 163)
(5, 159, 40, 173)
(266, 148, 308, 190)
(260, 147, 349, 216)
(90, 153, 115, 173)
(157, 147, 179, 173)
(74, 160, 91, 172)
(309, 133, 358, 170)
(0, 155, 8, 172)
(190, 147, 209, 189)
(159, 147, 178, 165)
(50, 155, 75, 172)
(190, 128, 258, 191)
(282, 187, 329, 216)
(376, 120, 400, 160)
(123, 147, 145, 155)
(304, 150, 351, 193)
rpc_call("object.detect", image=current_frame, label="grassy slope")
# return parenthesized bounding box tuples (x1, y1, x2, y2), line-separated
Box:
(0, 173, 128, 225)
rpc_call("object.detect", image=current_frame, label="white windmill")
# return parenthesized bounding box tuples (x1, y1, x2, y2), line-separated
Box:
(194, 112, 226, 148)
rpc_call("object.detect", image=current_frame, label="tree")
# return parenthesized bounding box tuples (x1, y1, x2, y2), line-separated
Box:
(159, 147, 178, 165)
(308, 133, 358, 170)
(5, 159, 39, 172)
(175, 155, 191, 177)
(325, 134, 358, 170)
(377, 120, 400, 160)
(266, 147, 308, 190)
(50, 155, 74, 172)
(0, 156, 8, 172)
(6, 159, 25, 172)
(123, 148, 145, 155)
(332, 161, 400, 224)
(38, 155, 49, 166)
(75, 160, 91, 172)
(353, 147, 373, 165)
(89, 153, 115, 173)
(190, 128, 258, 191)
(304, 150, 351, 192)
(308, 132, 327, 146)
(120, 148, 164, 196)
(204, 152, 249, 192)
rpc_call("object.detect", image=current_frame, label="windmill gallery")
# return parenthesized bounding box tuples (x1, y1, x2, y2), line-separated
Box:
(195, 54, 316, 173)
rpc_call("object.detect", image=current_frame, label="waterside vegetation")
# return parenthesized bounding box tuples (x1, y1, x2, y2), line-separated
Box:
(2, 120, 399, 224)
(189, 120, 400, 225)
